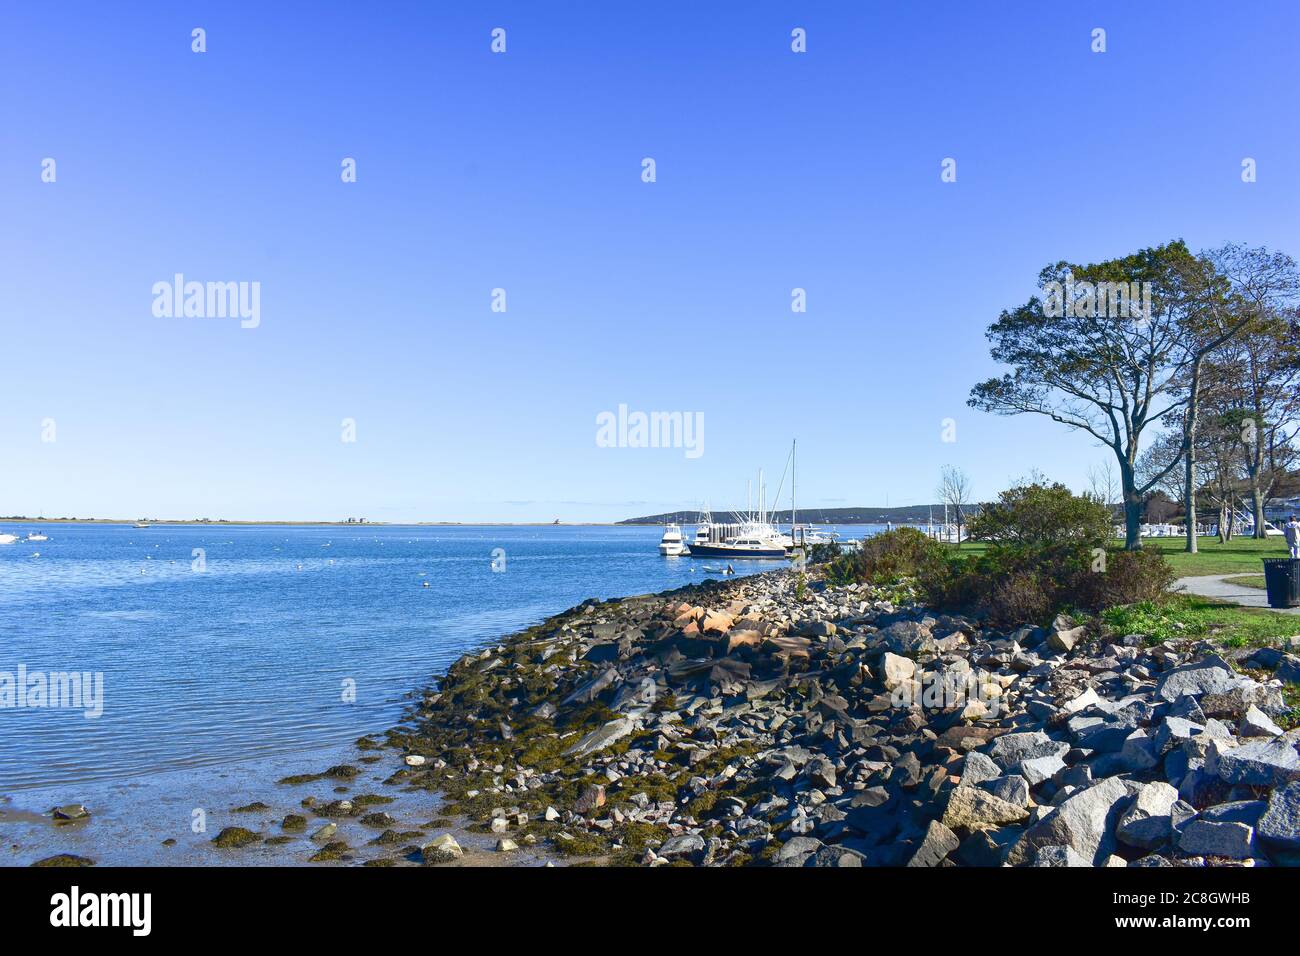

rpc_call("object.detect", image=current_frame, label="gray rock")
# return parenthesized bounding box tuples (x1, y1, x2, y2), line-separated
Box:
(1153, 717, 1205, 754)
(1257, 780, 1300, 850)
(960, 751, 1002, 788)
(942, 784, 1030, 830)
(1155, 657, 1241, 702)
(1215, 738, 1300, 786)
(1117, 781, 1179, 850)
(564, 716, 636, 757)
(1201, 800, 1266, 826)
(878, 620, 935, 655)
(980, 775, 1031, 808)
(561, 667, 619, 706)
(1048, 625, 1086, 653)
(807, 756, 837, 790)
(1130, 853, 1173, 867)
(658, 832, 706, 859)
(772, 835, 822, 865)
(1032, 844, 1091, 866)
(1009, 776, 1130, 866)
(988, 731, 1067, 770)
(1119, 728, 1160, 770)
(1020, 754, 1067, 786)
(1239, 705, 1284, 738)
(1177, 820, 1254, 859)
(421, 833, 463, 863)
(907, 820, 960, 867)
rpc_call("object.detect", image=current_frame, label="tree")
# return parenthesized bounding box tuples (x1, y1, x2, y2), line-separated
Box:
(1179, 244, 1300, 544)
(936, 465, 972, 546)
(969, 241, 1208, 549)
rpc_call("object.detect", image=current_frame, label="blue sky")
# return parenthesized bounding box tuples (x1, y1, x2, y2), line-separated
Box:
(2, 2, 1298, 522)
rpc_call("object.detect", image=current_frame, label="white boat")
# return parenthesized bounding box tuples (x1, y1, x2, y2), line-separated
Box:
(134, 522, 150, 529)
(687, 472, 789, 560)
(0, 532, 17, 545)
(658, 523, 687, 556)
(26, 532, 49, 542)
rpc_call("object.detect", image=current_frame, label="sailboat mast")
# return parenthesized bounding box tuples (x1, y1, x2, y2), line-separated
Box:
(791, 439, 797, 537)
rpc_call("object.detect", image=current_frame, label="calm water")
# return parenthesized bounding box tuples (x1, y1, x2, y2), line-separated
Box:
(0, 522, 880, 793)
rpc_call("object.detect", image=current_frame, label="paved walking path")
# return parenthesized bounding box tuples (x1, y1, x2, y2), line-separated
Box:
(1173, 573, 1300, 614)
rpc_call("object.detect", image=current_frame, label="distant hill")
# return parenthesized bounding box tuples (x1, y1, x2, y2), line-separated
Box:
(620, 505, 954, 525)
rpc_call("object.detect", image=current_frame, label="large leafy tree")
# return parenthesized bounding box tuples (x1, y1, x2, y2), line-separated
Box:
(969, 241, 1206, 549)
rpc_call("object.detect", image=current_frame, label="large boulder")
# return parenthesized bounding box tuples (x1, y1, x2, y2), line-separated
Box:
(881, 652, 917, 691)
(942, 785, 1030, 831)
(1155, 657, 1242, 703)
(564, 717, 636, 757)
(988, 731, 1067, 770)
(960, 751, 1002, 788)
(1215, 738, 1300, 787)
(1008, 777, 1131, 866)
(878, 621, 935, 656)
(1116, 782, 1179, 850)
(907, 820, 960, 867)
(1177, 820, 1254, 859)
(1257, 780, 1300, 850)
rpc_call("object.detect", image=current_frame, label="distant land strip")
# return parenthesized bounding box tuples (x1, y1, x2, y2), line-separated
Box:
(619, 506, 948, 525)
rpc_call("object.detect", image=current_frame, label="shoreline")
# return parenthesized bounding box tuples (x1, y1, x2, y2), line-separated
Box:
(355, 567, 1300, 867)
(17, 566, 1300, 867)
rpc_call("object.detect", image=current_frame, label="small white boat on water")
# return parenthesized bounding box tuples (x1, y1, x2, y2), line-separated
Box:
(0, 532, 18, 545)
(134, 522, 150, 529)
(658, 523, 687, 556)
(27, 532, 49, 542)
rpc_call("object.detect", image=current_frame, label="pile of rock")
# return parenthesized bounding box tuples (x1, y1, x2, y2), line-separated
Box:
(396, 571, 1300, 866)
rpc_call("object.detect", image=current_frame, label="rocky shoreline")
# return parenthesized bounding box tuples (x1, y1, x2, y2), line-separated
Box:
(31, 566, 1300, 867)
(357, 567, 1300, 867)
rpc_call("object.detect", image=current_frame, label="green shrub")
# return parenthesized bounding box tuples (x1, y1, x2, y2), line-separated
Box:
(968, 481, 1112, 547)
(925, 482, 1174, 626)
(820, 527, 947, 587)
(1085, 548, 1177, 607)
(806, 542, 842, 565)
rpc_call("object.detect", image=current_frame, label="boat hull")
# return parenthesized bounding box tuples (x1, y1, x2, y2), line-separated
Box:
(686, 543, 787, 560)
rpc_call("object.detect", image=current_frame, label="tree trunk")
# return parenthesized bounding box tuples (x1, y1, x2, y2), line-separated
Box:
(1183, 361, 1202, 553)
(1217, 502, 1228, 543)
(1251, 478, 1266, 538)
(1118, 456, 1142, 549)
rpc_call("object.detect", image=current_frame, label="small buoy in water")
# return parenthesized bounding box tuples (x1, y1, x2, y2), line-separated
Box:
(422, 581, 430, 588)
(30, 552, 40, 558)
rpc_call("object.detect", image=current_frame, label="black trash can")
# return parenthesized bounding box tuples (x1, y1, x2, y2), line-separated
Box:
(1261, 558, 1300, 608)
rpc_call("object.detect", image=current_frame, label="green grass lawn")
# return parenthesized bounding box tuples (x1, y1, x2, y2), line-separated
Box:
(1102, 594, 1300, 648)
(1142, 535, 1290, 576)
(1223, 574, 1267, 589)
(951, 535, 1289, 576)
